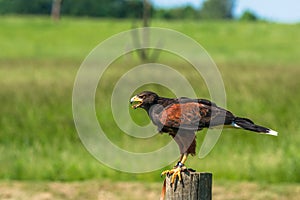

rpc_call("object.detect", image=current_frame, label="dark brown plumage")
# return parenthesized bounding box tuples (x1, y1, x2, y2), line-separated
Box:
(130, 91, 277, 184)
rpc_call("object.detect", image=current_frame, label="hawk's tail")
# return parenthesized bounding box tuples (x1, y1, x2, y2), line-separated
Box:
(233, 117, 278, 136)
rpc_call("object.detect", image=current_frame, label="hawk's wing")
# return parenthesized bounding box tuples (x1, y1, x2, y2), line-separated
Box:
(157, 99, 235, 131)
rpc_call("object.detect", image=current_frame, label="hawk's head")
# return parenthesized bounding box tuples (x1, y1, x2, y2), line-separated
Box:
(130, 91, 158, 109)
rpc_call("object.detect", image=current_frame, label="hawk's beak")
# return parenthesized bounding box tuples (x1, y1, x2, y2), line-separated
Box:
(130, 95, 143, 109)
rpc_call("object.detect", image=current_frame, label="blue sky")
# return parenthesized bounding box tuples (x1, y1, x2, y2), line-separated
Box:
(150, 0, 300, 23)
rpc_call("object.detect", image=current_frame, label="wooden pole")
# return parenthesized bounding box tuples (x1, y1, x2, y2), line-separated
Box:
(165, 172, 212, 200)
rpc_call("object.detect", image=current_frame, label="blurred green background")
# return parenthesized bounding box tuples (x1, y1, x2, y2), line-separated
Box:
(0, 1, 300, 199)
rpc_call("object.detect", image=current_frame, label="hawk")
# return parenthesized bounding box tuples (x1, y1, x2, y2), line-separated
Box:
(130, 91, 277, 184)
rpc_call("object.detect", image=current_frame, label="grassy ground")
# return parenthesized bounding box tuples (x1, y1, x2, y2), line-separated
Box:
(1, 181, 300, 200)
(0, 16, 300, 189)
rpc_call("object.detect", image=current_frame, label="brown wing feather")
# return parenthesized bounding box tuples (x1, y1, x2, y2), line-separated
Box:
(158, 101, 235, 130)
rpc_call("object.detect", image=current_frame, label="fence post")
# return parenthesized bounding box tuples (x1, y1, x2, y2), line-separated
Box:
(165, 172, 212, 200)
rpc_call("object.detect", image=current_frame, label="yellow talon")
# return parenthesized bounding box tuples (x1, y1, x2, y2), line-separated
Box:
(171, 168, 179, 183)
(160, 170, 170, 177)
(161, 154, 188, 186)
(161, 165, 186, 185)
(177, 169, 182, 182)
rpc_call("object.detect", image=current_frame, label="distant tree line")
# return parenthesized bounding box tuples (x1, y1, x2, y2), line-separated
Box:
(0, 0, 145, 18)
(0, 0, 257, 21)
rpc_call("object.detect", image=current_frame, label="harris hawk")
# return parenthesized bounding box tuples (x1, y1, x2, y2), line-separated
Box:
(130, 91, 277, 184)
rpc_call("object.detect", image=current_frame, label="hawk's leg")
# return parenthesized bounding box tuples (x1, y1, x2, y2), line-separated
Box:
(161, 153, 188, 186)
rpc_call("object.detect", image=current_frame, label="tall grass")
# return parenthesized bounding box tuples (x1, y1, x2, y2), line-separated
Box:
(0, 16, 299, 182)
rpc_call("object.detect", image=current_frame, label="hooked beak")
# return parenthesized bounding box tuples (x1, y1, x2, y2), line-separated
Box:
(130, 95, 143, 109)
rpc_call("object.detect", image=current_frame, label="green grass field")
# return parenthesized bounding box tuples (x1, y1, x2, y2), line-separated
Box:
(0, 16, 300, 188)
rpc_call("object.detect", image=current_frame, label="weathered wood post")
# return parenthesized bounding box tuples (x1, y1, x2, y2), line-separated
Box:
(165, 172, 212, 200)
